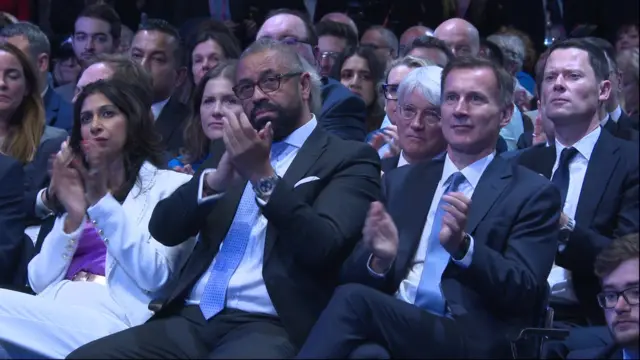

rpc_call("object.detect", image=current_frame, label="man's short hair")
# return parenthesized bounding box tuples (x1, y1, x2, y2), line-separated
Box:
(77, 4, 121, 42)
(93, 53, 153, 94)
(595, 233, 639, 280)
(0, 22, 51, 58)
(539, 38, 610, 88)
(582, 37, 618, 72)
(403, 35, 454, 61)
(315, 21, 358, 49)
(480, 38, 505, 67)
(487, 33, 526, 72)
(137, 18, 184, 67)
(364, 25, 399, 57)
(441, 56, 515, 109)
(264, 8, 318, 46)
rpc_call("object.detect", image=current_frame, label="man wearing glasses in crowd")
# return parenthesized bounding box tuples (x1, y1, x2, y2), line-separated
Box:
(568, 234, 639, 359)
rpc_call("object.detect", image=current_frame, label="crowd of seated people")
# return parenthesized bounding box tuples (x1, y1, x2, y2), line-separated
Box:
(0, 2, 638, 359)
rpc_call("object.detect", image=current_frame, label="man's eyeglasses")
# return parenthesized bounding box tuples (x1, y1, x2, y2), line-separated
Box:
(276, 37, 313, 48)
(318, 51, 340, 61)
(597, 286, 640, 309)
(399, 105, 441, 125)
(381, 84, 399, 100)
(232, 72, 302, 100)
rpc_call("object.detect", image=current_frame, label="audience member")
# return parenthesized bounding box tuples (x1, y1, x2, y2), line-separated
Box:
(567, 233, 639, 359)
(319, 12, 359, 37)
(257, 8, 367, 141)
(187, 29, 241, 86)
(479, 38, 505, 67)
(0, 78, 194, 358)
(116, 24, 133, 54)
(0, 153, 25, 286)
(617, 48, 639, 121)
(50, 40, 81, 88)
(433, 18, 480, 57)
(331, 46, 385, 133)
(517, 39, 639, 327)
(55, 3, 122, 102)
(360, 25, 398, 65)
(380, 66, 446, 173)
(130, 18, 188, 155)
(295, 56, 561, 359)
(315, 20, 358, 77)
(402, 35, 453, 67)
(1, 22, 74, 132)
(615, 23, 639, 53)
(68, 38, 381, 359)
(398, 25, 433, 56)
(169, 61, 240, 173)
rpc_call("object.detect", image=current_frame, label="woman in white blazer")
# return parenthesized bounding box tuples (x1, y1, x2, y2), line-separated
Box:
(0, 79, 196, 359)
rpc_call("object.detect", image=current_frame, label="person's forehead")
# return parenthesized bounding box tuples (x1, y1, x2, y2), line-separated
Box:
(75, 16, 111, 33)
(133, 30, 174, 50)
(342, 55, 369, 69)
(237, 50, 287, 79)
(361, 30, 383, 44)
(388, 65, 412, 83)
(546, 48, 590, 69)
(258, 14, 307, 40)
(193, 39, 222, 54)
(0, 50, 21, 68)
(603, 258, 639, 288)
(445, 67, 496, 89)
(3, 35, 30, 52)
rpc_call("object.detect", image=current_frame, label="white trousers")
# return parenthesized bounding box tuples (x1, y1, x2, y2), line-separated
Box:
(0, 281, 129, 359)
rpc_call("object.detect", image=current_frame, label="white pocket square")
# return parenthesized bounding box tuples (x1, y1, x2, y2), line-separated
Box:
(294, 176, 320, 188)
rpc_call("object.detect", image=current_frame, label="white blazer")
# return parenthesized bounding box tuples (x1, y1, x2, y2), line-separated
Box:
(27, 162, 195, 327)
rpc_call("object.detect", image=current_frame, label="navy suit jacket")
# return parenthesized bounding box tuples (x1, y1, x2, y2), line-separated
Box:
(568, 344, 623, 359)
(43, 86, 74, 133)
(516, 129, 639, 323)
(0, 154, 26, 286)
(320, 77, 367, 142)
(342, 155, 561, 357)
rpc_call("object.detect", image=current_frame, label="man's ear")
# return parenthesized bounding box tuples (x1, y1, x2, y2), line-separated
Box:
(37, 53, 50, 74)
(174, 66, 188, 88)
(598, 79, 612, 103)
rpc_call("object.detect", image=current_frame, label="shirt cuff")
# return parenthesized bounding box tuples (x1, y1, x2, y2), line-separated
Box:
(451, 235, 474, 268)
(366, 254, 391, 278)
(198, 169, 225, 204)
(35, 188, 54, 218)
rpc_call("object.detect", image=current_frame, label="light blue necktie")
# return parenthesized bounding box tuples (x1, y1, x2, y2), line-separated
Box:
(414, 172, 466, 316)
(199, 143, 288, 319)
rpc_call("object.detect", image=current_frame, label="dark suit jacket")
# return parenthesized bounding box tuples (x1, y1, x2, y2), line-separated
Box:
(342, 155, 562, 357)
(604, 114, 640, 142)
(43, 87, 74, 133)
(516, 130, 639, 324)
(320, 77, 367, 142)
(568, 344, 623, 359)
(0, 154, 26, 286)
(148, 127, 381, 347)
(156, 98, 188, 156)
(380, 155, 399, 173)
(517, 131, 534, 150)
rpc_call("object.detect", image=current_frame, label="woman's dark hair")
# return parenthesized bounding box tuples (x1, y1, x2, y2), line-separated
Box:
(71, 79, 164, 200)
(330, 46, 386, 132)
(185, 21, 241, 85)
(180, 60, 238, 164)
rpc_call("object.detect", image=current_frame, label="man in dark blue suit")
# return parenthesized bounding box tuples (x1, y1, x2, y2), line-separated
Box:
(0, 23, 74, 132)
(256, 9, 367, 142)
(296, 57, 561, 358)
(0, 154, 26, 287)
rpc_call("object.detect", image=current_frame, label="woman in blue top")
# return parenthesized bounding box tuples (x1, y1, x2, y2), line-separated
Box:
(169, 60, 241, 174)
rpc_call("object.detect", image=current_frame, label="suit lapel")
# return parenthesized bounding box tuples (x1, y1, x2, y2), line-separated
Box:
(466, 156, 512, 234)
(575, 130, 619, 224)
(263, 127, 328, 260)
(393, 160, 442, 282)
(519, 145, 555, 178)
(155, 98, 183, 147)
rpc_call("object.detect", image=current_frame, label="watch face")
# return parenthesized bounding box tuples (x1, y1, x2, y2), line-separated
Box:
(259, 180, 275, 193)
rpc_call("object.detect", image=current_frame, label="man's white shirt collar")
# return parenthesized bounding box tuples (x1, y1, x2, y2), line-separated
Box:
(151, 97, 171, 121)
(610, 105, 623, 122)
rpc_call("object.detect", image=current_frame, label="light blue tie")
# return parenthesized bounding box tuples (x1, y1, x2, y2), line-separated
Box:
(414, 172, 466, 316)
(199, 142, 288, 319)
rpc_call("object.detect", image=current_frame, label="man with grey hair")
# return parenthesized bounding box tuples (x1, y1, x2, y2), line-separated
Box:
(381, 66, 447, 172)
(68, 38, 382, 359)
(0, 22, 73, 132)
(360, 25, 399, 65)
(434, 18, 480, 57)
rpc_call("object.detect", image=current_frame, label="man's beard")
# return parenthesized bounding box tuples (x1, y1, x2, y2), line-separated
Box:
(250, 99, 302, 142)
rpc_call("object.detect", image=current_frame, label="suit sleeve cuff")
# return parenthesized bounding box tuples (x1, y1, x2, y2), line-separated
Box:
(451, 235, 474, 268)
(35, 188, 54, 218)
(367, 254, 391, 277)
(198, 169, 224, 204)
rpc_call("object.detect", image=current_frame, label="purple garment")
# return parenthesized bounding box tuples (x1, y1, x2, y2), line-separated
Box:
(64, 220, 107, 280)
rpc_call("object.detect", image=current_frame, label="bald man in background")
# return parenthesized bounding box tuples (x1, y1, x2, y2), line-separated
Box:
(434, 18, 480, 57)
(320, 12, 358, 37)
(399, 25, 433, 55)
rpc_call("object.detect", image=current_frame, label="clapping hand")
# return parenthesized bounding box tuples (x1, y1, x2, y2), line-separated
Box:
(439, 192, 472, 255)
(51, 140, 87, 231)
(368, 126, 399, 158)
(173, 164, 194, 175)
(72, 140, 109, 206)
(362, 201, 399, 273)
(221, 109, 275, 185)
(532, 112, 548, 146)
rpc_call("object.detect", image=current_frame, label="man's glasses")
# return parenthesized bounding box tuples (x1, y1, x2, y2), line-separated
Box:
(398, 105, 441, 125)
(381, 84, 399, 100)
(597, 286, 640, 309)
(232, 72, 302, 100)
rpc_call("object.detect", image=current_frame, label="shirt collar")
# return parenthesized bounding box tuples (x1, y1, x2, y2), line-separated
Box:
(278, 114, 317, 149)
(397, 151, 410, 167)
(610, 105, 623, 122)
(151, 97, 171, 120)
(41, 85, 49, 98)
(600, 113, 611, 127)
(442, 151, 495, 190)
(554, 126, 601, 162)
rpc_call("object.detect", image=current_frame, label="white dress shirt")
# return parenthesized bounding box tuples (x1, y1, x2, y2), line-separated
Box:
(397, 151, 410, 167)
(151, 97, 170, 121)
(610, 105, 623, 122)
(391, 152, 494, 305)
(186, 116, 318, 316)
(547, 126, 601, 304)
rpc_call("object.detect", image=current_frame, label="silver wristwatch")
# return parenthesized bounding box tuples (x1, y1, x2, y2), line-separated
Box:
(253, 174, 280, 199)
(559, 217, 575, 245)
